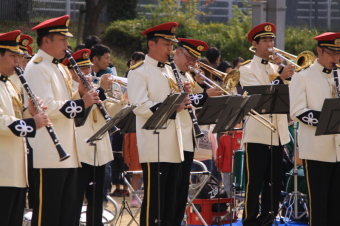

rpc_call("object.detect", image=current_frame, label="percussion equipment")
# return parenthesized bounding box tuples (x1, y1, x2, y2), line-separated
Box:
(79, 196, 119, 226)
(285, 166, 307, 195)
(233, 149, 246, 192)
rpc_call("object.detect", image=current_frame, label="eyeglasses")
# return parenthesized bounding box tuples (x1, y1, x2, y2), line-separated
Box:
(180, 49, 197, 63)
(323, 48, 340, 57)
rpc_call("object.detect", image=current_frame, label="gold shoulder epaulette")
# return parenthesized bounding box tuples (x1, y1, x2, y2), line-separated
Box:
(129, 61, 144, 70)
(336, 64, 340, 68)
(295, 65, 310, 73)
(240, 59, 251, 66)
(33, 56, 43, 64)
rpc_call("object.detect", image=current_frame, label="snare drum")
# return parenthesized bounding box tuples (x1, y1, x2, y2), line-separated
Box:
(233, 149, 246, 192)
(22, 208, 32, 226)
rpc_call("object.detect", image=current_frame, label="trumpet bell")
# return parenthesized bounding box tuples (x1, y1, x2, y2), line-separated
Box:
(223, 69, 240, 92)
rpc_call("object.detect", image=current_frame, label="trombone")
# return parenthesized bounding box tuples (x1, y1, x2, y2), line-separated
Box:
(189, 61, 240, 95)
(248, 109, 276, 132)
(249, 46, 316, 70)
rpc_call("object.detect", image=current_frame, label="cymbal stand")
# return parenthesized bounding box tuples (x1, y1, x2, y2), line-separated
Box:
(282, 121, 309, 222)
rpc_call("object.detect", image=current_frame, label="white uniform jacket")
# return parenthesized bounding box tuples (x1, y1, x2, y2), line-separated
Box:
(127, 55, 184, 163)
(71, 80, 125, 166)
(290, 60, 340, 162)
(239, 55, 290, 146)
(0, 77, 37, 187)
(24, 49, 85, 168)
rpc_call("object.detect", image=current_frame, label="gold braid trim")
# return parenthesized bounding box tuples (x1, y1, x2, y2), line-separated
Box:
(9, 80, 23, 119)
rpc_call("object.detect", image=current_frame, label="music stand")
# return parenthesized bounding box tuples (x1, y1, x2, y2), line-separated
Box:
(242, 84, 290, 226)
(115, 106, 136, 134)
(142, 93, 187, 226)
(315, 98, 340, 136)
(86, 105, 136, 226)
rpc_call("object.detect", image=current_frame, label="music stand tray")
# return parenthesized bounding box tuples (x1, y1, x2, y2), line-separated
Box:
(213, 94, 261, 133)
(197, 95, 233, 125)
(243, 84, 289, 114)
(316, 98, 340, 136)
(142, 93, 188, 131)
(86, 105, 136, 144)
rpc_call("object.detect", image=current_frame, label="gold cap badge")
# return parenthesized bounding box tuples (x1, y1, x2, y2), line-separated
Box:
(264, 24, 272, 32)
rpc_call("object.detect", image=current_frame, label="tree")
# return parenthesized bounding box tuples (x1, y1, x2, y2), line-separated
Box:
(107, 0, 138, 21)
(83, 0, 107, 42)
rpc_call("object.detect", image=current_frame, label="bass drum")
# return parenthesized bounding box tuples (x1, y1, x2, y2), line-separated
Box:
(79, 195, 119, 226)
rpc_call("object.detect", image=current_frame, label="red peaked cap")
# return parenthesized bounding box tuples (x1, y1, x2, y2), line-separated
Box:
(62, 49, 92, 69)
(177, 38, 209, 58)
(142, 22, 178, 42)
(247, 22, 276, 43)
(18, 34, 33, 56)
(32, 15, 73, 37)
(0, 30, 23, 54)
(25, 46, 33, 58)
(313, 32, 340, 51)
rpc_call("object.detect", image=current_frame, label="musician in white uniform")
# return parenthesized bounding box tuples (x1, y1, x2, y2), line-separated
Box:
(62, 48, 125, 226)
(290, 32, 340, 226)
(127, 22, 191, 226)
(24, 15, 101, 226)
(239, 22, 292, 226)
(171, 38, 224, 225)
(0, 30, 50, 226)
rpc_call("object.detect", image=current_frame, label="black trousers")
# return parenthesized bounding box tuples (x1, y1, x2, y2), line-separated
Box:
(242, 143, 283, 226)
(0, 187, 26, 226)
(140, 162, 181, 226)
(75, 162, 106, 226)
(31, 168, 77, 226)
(174, 151, 194, 226)
(303, 159, 340, 226)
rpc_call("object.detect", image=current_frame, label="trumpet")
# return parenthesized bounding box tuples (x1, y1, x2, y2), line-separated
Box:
(189, 61, 240, 94)
(90, 75, 127, 103)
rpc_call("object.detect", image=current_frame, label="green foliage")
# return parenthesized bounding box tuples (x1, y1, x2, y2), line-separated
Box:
(107, 0, 138, 22)
(104, 0, 323, 68)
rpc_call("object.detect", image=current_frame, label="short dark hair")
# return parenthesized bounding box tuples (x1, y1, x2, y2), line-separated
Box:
(206, 47, 220, 64)
(217, 61, 232, 72)
(36, 33, 55, 48)
(146, 37, 160, 50)
(74, 44, 85, 52)
(126, 51, 145, 67)
(85, 35, 102, 49)
(90, 44, 111, 61)
(232, 57, 244, 68)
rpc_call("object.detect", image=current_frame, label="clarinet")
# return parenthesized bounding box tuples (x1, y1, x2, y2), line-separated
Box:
(14, 67, 70, 162)
(333, 64, 340, 98)
(64, 50, 119, 131)
(168, 56, 204, 138)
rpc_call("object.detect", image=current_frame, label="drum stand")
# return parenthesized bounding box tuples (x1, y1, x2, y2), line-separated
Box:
(280, 121, 309, 223)
(114, 172, 139, 226)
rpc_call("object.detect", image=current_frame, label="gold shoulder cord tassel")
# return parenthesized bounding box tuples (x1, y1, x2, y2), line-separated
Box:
(10, 80, 24, 119)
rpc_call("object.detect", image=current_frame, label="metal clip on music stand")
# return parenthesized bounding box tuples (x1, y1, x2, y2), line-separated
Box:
(86, 105, 136, 226)
(142, 93, 188, 226)
(243, 84, 290, 226)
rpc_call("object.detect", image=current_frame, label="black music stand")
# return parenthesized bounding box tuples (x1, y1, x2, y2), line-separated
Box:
(86, 105, 136, 226)
(142, 93, 187, 226)
(242, 84, 289, 226)
(315, 98, 340, 136)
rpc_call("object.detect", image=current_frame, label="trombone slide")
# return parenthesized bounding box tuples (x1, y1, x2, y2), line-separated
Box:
(248, 109, 276, 132)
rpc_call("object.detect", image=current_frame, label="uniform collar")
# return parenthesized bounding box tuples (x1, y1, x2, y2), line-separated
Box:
(35, 49, 60, 65)
(314, 59, 333, 75)
(261, 59, 269, 65)
(52, 58, 60, 65)
(253, 55, 270, 66)
(0, 74, 10, 83)
(180, 71, 185, 75)
(145, 55, 167, 68)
